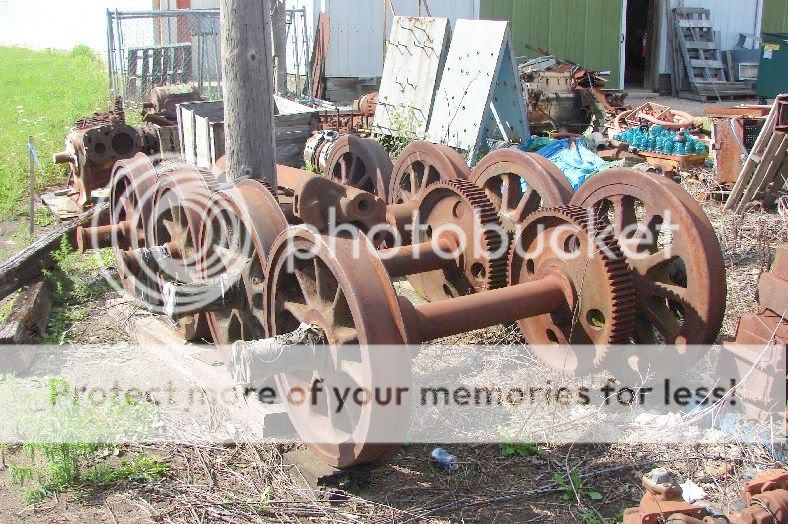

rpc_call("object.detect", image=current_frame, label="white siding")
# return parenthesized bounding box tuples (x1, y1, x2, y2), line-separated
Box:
(657, 0, 762, 74)
(0, 0, 151, 54)
(322, 0, 478, 78)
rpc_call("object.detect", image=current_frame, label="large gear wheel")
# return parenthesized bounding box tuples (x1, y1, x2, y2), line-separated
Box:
(408, 179, 508, 302)
(570, 169, 726, 375)
(509, 206, 636, 374)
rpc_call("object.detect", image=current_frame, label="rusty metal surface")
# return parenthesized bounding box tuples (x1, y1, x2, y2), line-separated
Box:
(358, 91, 378, 118)
(151, 167, 216, 341)
(710, 115, 766, 184)
(509, 207, 635, 373)
(303, 130, 340, 172)
(109, 153, 158, 297)
(622, 469, 707, 524)
(407, 179, 508, 302)
(199, 180, 289, 357)
(388, 141, 470, 207)
(571, 169, 727, 374)
(144, 85, 202, 122)
(471, 148, 574, 232)
(324, 135, 393, 201)
(263, 226, 409, 468)
(276, 165, 387, 235)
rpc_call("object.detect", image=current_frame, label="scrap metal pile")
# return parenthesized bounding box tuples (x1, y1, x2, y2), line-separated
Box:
(74, 124, 729, 467)
(623, 468, 787, 524)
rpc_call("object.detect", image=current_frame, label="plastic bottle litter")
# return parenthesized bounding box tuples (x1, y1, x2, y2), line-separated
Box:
(430, 448, 459, 472)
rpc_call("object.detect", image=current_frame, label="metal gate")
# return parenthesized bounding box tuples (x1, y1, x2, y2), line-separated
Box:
(106, 9, 223, 108)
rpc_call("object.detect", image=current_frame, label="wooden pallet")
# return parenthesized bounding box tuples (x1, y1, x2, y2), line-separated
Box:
(672, 8, 754, 99)
(726, 96, 788, 213)
(679, 91, 756, 102)
(638, 150, 708, 172)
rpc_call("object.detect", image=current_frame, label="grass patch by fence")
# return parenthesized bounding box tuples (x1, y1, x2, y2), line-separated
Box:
(0, 46, 109, 218)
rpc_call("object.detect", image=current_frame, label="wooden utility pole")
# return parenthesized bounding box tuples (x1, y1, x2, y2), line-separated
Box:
(220, 0, 277, 186)
(272, 0, 288, 96)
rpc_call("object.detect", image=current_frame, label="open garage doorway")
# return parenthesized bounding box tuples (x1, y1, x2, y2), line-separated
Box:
(624, 0, 661, 89)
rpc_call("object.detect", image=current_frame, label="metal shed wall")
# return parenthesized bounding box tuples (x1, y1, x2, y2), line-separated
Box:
(479, 0, 624, 88)
(313, 0, 479, 78)
(762, 0, 788, 34)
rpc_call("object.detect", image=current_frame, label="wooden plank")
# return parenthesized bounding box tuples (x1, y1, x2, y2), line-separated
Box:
(684, 41, 718, 50)
(0, 281, 51, 345)
(749, 133, 788, 198)
(690, 59, 724, 69)
(679, 20, 713, 29)
(0, 203, 108, 302)
(727, 106, 780, 210)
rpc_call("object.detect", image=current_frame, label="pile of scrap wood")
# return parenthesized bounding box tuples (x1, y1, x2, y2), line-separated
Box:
(725, 94, 788, 212)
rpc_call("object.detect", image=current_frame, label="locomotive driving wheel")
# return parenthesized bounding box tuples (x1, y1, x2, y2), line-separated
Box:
(388, 141, 470, 206)
(264, 227, 411, 468)
(570, 169, 726, 374)
(471, 148, 574, 232)
(152, 166, 217, 341)
(324, 135, 393, 201)
(110, 153, 157, 298)
(199, 180, 288, 359)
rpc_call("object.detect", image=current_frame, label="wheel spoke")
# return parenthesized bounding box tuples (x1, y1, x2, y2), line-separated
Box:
(513, 187, 540, 223)
(283, 300, 310, 320)
(640, 303, 681, 341)
(612, 195, 637, 239)
(632, 251, 674, 275)
(500, 174, 514, 212)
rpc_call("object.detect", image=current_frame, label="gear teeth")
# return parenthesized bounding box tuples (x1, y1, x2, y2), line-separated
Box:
(510, 205, 637, 365)
(418, 178, 509, 293)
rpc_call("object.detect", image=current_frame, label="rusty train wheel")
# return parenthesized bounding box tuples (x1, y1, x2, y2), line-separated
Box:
(407, 179, 508, 302)
(509, 207, 636, 374)
(199, 180, 288, 360)
(110, 153, 157, 298)
(324, 135, 393, 201)
(471, 149, 574, 232)
(571, 169, 726, 373)
(152, 167, 217, 341)
(264, 227, 410, 468)
(388, 141, 470, 206)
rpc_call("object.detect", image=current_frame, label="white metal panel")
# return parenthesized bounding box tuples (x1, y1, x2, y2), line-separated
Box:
(373, 17, 452, 136)
(657, 0, 762, 74)
(320, 0, 477, 79)
(428, 20, 528, 162)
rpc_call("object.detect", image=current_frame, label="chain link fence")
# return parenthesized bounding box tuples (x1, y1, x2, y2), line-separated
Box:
(107, 9, 223, 109)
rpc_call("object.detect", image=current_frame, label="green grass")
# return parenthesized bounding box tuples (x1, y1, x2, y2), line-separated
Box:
(0, 46, 110, 218)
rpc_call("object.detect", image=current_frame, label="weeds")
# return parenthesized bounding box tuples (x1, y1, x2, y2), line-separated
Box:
(552, 469, 603, 502)
(1, 376, 164, 503)
(373, 107, 425, 159)
(497, 427, 545, 458)
(42, 237, 114, 343)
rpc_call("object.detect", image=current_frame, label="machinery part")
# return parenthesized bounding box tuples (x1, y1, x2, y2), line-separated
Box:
(324, 134, 393, 201)
(388, 141, 471, 206)
(76, 222, 132, 253)
(757, 243, 788, 317)
(151, 167, 217, 341)
(624, 103, 694, 130)
(261, 210, 633, 466)
(199, 180, 288, 358)
(110, 153, 158, 298)
(622, 468, 708, 524)
(144, 85, 202, 122)
(53, 122, 143, 207)
(509, 207, 635, 372)
(162, 271, 245, 320)
(303, 130, 340, 173)
(407, 179, 509, 302)
(358, 92, 378, 118)
(571, 169, 726, 374)
(276, 166, 387, 235)
(263, 227, 410, 468)
(470, 148, 574, 231)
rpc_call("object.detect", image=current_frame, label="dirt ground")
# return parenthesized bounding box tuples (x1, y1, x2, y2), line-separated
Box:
(0, 96, 785, 523)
